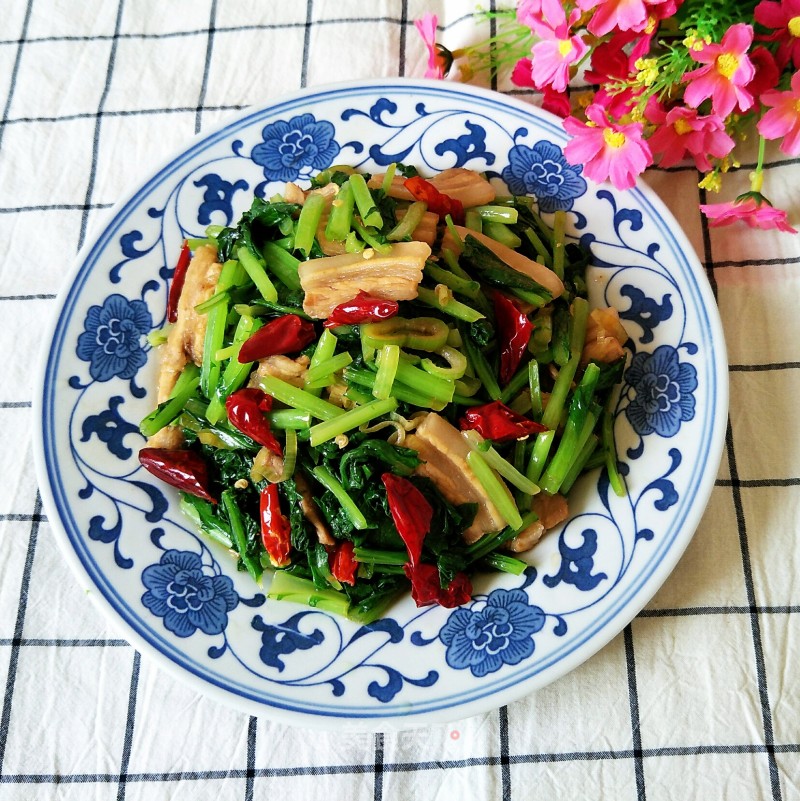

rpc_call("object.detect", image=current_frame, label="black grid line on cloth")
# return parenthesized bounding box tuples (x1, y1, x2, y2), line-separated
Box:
(0, 492, 43, 776)
(718, 477, 800, 487)
(116, 650, 140, 801)
(499, 705, 511, 798)
(0, 638, 129, 647)
(77, 0, 125, 252)
(623, 624, 646, 800)
(300, 0, 314, 90)
(0, 202, 114, 213)
(698, 186, 783, 799)
(373, 732, 385, 801)
(0, 11, 477, 49)
(2, 741, 800, 786)
(725, 415, 783, 800)
(0, 293, 57, 300)
(0, 401, 31, 408)
(194, 0, 217, 135)
(398, 0, 408, 77)
(0, 513, 47, 522)
(245, 716, 256, 801)
(0, 0, 33, 152)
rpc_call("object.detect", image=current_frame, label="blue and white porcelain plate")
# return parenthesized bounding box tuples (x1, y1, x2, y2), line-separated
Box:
(34, 80, 728, 731)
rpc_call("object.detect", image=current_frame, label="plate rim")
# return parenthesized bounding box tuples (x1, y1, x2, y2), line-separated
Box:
(32, 77, 730, 731)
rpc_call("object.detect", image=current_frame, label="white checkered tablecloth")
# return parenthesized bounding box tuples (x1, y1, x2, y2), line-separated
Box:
(1, 1, 798, 799)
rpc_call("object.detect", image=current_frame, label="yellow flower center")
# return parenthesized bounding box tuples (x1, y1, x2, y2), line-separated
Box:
(789, 16, 800, 37)
(558, 39, 573, 57)
(715, 53, 739, 80)
(603, 128, 627, 148)
(673, 118, 694, 136)
(795, 98, 800, 113)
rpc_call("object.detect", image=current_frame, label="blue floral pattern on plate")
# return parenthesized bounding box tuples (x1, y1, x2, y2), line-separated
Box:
(501, 140, 587, 213)
(251, 113, 340, 182)
(76, 294, 152, 382)
(36, 81, 728, 730)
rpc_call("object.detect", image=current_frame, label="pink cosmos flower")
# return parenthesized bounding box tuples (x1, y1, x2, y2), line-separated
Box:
(414, 13, 448, 79)
(701, 193, 798, 233)
(576, 0, 674, 37)
(529, 11, 589, 92)
(754, 0, 800, 69)
(647, 105, 735, 171)
(517, 0, 568, 33)
(563, 104, 653, 189)
(683, 24, 755, 118)
(757, 70, 800, 155)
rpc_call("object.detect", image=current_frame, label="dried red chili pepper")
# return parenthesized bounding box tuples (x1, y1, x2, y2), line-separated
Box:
(323, 291, 399, 329)
(403, 562, 473, 608)
(225, 388, 282, 456)
(381, 473, 432, 566)
(329, 540, 359, 586)
(459, 400, 547, 442)
(493, 291, 533, 385)
(238, 314, 316, 364)
(403, 176, 465, 224)
(259, 483, 291, 567)
(139, 447, 216, 503)
(166, 240, 192, 323)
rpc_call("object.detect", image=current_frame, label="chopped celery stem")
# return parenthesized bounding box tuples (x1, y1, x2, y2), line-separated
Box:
(466, 510, 538, 562)
(416, 285, 485, 323)
(266, 409, 313, 429)
(528, 360, 543, 420)
(461, 325, 501, 401)
(602, 402, 627, 497)
(352, 219, 391, 254)
(352, 547, 407, 566)
(465, 449, 523, 530)
(483, 221, 522, 250)
(139, 364, 200, 437)
(221, 490, 261, 582)
(304, 351, 353, 385)
(348, 172, 383, 229)
(462, 430, 540, 496)
(524, 227, 553, 267)
(257, 374, 345, 421)
(373, 344, 400, 400)
(499, 362, 531, 404)
(484, 552, 527, 575)
(262, 241, 302, 290)
(387, 201, 427, 241)
(237, 247, 278, 302)
(294, 192, 326, 257)
(309, 397, 397, 446)
(266, 571, 350, 617)
(473, 205, 519, 224)
(464, 209, 482, 232)
(552, 209, 567, 281)
(393, 360, 455, 404)
(381, 163, 397, 194)
(305, 327, 338, 398)
(325, 181, 355, 241)
(560, 434, 600, 494)
(527, 430, 556, 484)
(424, 263, 481, 299)
(311, 465, 369, 529)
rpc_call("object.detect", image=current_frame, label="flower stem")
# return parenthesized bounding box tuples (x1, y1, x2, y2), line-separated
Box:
(750, 135, 766, 194)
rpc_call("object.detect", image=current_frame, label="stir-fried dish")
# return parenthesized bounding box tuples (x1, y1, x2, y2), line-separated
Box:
(138, 164, 628, 623)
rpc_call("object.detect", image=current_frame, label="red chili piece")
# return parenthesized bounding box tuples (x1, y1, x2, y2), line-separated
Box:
(329, 540, 359, 586)
(459, 400, 547, 442)
(493, 291, 533, 385)
(403, 563, 473, 609)
(323, 291, 399, 329)
(238, 314, 316, 364)
(166, 241, 192, 324)
(403, 176, 465, 225)
(381, 473, 433, 566)
(139, 447, 216, 503)
(260, 484, 291, 567)
(225, 388, 282, 456)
